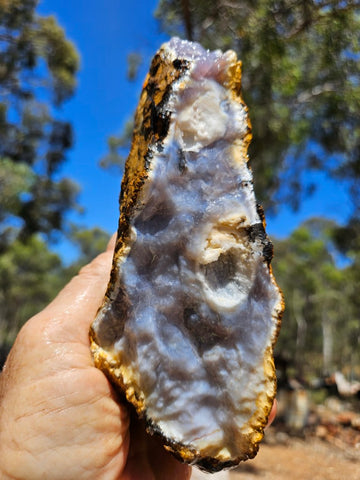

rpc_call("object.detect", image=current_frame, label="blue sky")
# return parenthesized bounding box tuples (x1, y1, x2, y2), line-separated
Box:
(37, 0, 353, 260)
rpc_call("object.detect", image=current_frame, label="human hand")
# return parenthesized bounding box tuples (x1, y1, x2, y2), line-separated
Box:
(0, 236, 191, 480)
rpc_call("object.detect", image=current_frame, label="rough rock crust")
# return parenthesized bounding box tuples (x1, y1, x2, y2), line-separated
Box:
(90, 38, 284, 472)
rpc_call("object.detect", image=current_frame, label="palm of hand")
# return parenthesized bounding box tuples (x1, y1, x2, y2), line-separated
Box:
(0, 248, 190, 480)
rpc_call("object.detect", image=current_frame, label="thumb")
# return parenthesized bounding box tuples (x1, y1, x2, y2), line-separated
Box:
(31, 233, 116, 345)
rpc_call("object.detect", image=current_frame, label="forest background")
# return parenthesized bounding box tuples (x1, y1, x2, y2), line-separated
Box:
(0, 0, 359, 384)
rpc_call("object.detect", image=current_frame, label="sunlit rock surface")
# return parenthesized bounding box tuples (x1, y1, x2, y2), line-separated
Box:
(90, 38, 284, 472)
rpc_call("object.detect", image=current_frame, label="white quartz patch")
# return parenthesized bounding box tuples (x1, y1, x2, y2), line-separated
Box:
(175, 80, 228, 151)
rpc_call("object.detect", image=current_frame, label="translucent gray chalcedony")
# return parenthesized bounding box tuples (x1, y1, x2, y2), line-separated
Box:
(92, 38, 282, 463)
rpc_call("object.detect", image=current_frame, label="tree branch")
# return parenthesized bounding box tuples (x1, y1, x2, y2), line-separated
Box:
(285, 0, 360, 39)
(315, 0, 360, 10)
(295, 82, 338, 104)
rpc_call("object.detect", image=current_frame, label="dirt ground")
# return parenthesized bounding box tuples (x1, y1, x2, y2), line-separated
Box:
(191, 437, 360, 480)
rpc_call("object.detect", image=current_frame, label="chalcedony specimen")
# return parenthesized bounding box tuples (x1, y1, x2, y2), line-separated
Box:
(90, 38, 284, 472)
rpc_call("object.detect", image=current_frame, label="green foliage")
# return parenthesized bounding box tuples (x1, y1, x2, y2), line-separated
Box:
(0, 1, 84, 364)
(274, 218, 360, 377)
(332, 218, 360, 361)
(0, 0, 80, 243)
(99, 2, 360, 379)
(0, 157, 34, 219)
(1, 0, 358, 385)
(70, 226, 110, 264)
(154, 0, 360, 213)
(0, 235, 63, 348)
(63, 226, 110, 280)
(0, 226, 110, 365)
(99, 118, 134, 171)
(152, 1, 360, 378)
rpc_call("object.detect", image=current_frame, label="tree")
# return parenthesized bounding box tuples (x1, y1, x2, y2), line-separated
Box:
(63, 226, 110, 281)
(273, 218, 359, 377)
(0, 226, 110, 368)
(123, 0, 360, 214)
(0, 0, 82, 364)
(99, 119, 134, 172)
(99, 2, 360, 379)
(0, 0, 80, 245)
(0, 235, 64, 363)
(149, 2, 360, 378)
(332, 218, 360, 370)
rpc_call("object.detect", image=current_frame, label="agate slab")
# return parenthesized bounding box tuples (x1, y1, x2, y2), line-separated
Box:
(90, 38, 284, 472)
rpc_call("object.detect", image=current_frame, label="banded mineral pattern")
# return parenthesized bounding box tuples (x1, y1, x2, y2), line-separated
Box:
(90, 38, 284, 472)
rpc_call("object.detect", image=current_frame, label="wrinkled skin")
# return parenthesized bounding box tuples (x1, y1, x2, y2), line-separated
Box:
(0, 236, 191, 480)
(0, 236, 275, 480)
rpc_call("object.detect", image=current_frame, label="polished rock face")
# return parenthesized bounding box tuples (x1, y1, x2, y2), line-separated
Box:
(90, 38, 283, 472)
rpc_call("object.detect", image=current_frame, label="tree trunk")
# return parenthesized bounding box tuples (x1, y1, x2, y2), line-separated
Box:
(181, 0, 194, 40)
(293, 289, 307, 378)
(322, 310, 333, 375)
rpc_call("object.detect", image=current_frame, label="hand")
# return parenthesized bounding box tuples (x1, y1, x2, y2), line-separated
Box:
(0, 236, 191, 480)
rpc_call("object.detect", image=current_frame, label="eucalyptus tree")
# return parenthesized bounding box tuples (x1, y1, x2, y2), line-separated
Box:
(0, 0, 80, 247)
